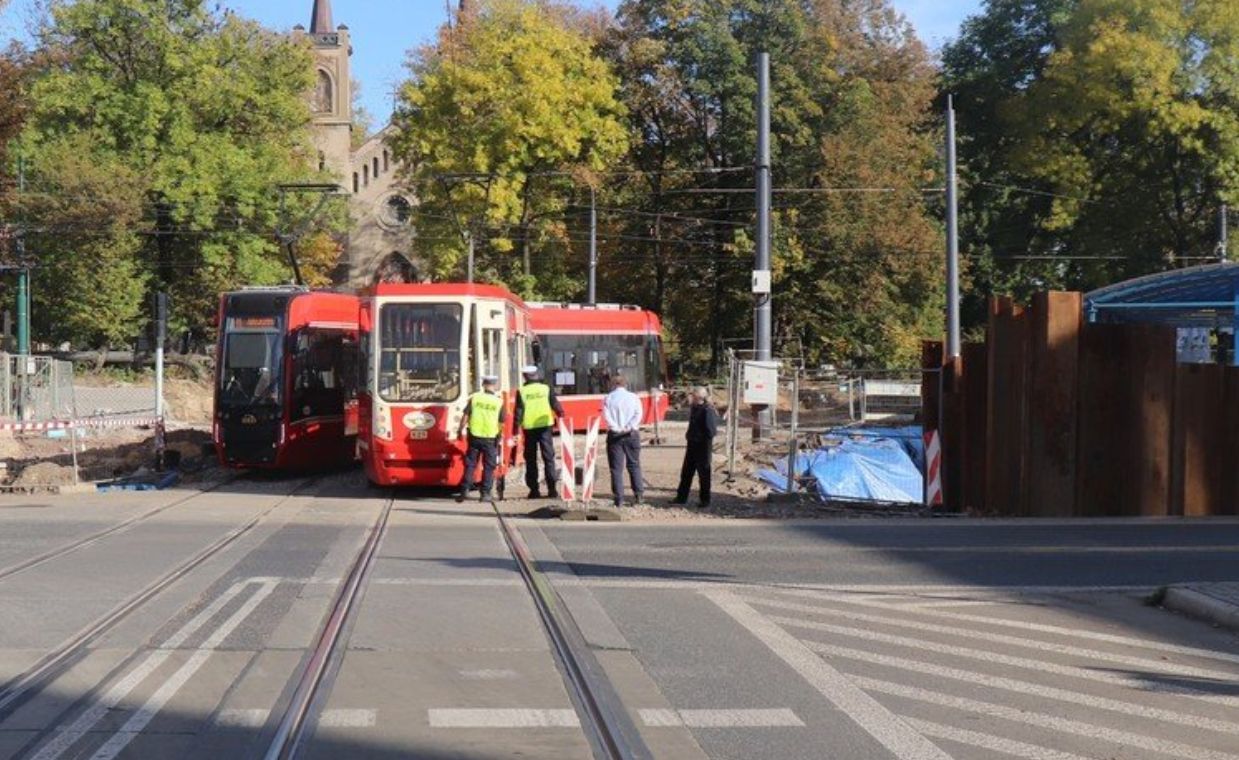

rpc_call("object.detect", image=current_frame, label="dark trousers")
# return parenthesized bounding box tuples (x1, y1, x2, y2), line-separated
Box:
(606, 432, 643, 505)
(462, 435, 498, 497)
(523, 426, 556, 492)
(676, 440, 713, 504)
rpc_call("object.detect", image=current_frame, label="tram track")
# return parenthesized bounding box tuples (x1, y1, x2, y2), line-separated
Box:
(0, 474, 239, 583)
(263, 491, 652, 760)
(0, 475, 320, 724)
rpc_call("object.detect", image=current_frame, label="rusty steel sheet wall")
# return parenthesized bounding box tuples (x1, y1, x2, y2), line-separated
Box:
(1027, 292, 1082, 517)
(985, 297, 1032, 516)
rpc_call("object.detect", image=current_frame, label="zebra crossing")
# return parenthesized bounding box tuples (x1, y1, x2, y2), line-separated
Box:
(708, 586, 1239, 760)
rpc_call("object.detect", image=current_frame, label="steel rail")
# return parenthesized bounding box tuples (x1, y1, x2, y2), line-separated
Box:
(0, 474, 239, 582)
(264, 493, 394, 760)
(0, 476, 318, 720)
(492, 506, 653, 760)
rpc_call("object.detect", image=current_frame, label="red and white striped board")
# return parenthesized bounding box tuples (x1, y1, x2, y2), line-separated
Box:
(924, 429, 943, 507)
(580, 417, 601, 503)
(558, 418, 576, 503)
(0, 416, 161, 434)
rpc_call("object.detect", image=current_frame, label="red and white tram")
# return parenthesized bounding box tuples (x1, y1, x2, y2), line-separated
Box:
(359, 283, 534, 488)
(213, 288, 361, 469)
(528, 303, 669, 432)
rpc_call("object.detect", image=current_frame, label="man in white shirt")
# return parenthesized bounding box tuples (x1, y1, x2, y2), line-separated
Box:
(602, 373, 645, 507)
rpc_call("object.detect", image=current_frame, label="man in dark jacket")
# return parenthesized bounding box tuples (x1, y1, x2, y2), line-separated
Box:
(672, 386, 719, 507)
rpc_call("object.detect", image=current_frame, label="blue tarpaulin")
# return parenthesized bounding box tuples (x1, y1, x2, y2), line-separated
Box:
(758, 428, 924, 504)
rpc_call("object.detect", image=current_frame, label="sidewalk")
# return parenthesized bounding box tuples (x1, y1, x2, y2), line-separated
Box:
(1161, 583, 1239, 634)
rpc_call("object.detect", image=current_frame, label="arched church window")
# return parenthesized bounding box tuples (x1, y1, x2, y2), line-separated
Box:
(383, 151, 389, 172)
(373, 157, 380, 178)
(353, 173, 359, 193)
(380, 195, 413, 228)
(315, 70, 333, 114)
(374, 253, 418, 285)
(363, 165, 369, 186)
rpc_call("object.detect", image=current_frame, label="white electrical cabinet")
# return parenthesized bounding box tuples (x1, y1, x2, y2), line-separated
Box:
(742, 361, 780, 406)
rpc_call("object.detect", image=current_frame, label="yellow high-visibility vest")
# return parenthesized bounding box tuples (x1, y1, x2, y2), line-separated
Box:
(468, 392, 503, 439)
(519, 382, 554, 430)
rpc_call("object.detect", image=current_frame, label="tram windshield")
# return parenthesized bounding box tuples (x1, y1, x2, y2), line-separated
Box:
(378, 303, 463, 403)
(219, 316, 284, 405)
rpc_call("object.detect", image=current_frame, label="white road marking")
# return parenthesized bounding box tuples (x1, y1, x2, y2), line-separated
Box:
(767, 613, 1239, 707)
(29, 580, 255, 760)
(905, 717, 1094, 760)
(428, 709, 581, 728)
(458, 668, 520, 680)
(702, 589, 951, 760)
(745, 593, 1239, 684)
(638, 709, 804, 728)
(215, 709, 270, 728)
(318, 709, 377, 728)
(855, 676, 1239, 760)
(811, 640, 1239, 735)
(88, 580, 278, 760)
(767, 586, 1239, 666)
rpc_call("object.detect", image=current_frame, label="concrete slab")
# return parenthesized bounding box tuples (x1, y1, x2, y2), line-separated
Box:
(347, 585, 548, 652)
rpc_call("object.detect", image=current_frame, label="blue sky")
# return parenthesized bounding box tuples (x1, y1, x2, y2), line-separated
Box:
(2, 0, 983, 123)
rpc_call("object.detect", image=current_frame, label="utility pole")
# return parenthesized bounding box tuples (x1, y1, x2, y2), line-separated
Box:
(15, 155, 29, 356)
(945, 95, 962, 359)
(466, 229, 475, 283)
(588, 185, 598, 305)
(154, 292, 167, 419)
(1220, 203, 1230, 262)
(754, 52, 773, 364)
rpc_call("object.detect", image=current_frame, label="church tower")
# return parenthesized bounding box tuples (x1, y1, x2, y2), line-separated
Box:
(294, 0, 352, 182)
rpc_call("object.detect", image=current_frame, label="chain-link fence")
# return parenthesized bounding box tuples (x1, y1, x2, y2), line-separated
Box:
(0, 353, 167, 490)
(721, 349, 941, 509)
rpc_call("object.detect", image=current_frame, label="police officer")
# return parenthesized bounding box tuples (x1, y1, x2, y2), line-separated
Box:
(515, 365, 564, 498)
(672, 386, 719, 508)
(456, 375, 505, 504)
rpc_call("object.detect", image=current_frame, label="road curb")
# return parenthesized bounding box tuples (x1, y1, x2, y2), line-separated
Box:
(1160, 586, 1239, 634)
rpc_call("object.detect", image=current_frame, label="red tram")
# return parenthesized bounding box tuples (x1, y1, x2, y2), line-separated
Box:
(359, 283, 534, 488)
(528, 303, 669, 432)
(213, 288, 361, 469)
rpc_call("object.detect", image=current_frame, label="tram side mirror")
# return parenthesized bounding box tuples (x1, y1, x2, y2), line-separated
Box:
(531, 341, 543, 364)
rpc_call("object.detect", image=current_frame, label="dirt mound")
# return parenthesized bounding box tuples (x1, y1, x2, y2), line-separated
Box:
(165, 379, 213, 425)
(13, 462, 79, 488)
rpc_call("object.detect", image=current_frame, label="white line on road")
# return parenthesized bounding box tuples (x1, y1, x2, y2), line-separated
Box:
(29, 580, 255, 760)
(318, 709, 378, 728)
(904, 717, 1094, 760)
(766, 586, 1239, 666)
(702, 589, 951, 760)
(855, 676, 1239, 760)
(766, 613, 1239, 708)
(638, 709, 805, 728)
(88, 580, 279, 760)
(215, 709, 270, 729)
(428, 709, 581, 728)
(810, 641, 1239, 735)
(458, 669, 520, 680)
(745, 593, 1239, 684)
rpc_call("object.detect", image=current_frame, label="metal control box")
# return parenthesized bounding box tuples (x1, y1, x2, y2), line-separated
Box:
(742, 361, 779, 406)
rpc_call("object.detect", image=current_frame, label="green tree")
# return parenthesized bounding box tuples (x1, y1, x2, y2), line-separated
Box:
(390, 0, 628, 294)
(17, 0, 328, 346)
(605, 0, 943, 370)
(1015, 0, 1239, 277)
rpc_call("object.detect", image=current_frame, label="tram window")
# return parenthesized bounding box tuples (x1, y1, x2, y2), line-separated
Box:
(378, 303, 463, 403)
(481, 328, 502, 385)
(291, 329, 347, 421)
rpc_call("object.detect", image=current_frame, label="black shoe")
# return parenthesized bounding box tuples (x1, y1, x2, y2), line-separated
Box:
(545, 483, 556, 499)
(528, 489, 542, 499)
(670, 498, 688, 505)
(455, 491, 466, 503)
(697, 501, 710, 509)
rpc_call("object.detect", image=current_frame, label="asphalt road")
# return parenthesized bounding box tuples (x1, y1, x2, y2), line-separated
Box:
(1, 472, 1237, 760)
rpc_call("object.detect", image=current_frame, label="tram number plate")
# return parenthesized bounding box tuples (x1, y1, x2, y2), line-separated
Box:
(409, 430, 429, 440)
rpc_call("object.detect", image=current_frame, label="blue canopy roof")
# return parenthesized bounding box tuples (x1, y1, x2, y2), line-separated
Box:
(1084, 262, 1239, 328)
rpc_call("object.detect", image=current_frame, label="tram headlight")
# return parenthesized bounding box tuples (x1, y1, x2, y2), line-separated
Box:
(375, 403, 393, 441)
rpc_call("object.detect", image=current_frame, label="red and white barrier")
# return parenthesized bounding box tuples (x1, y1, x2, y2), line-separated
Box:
(924, 429, 943, 507)
(0, 416, 161, 434)
(581, 417, 601, 503)
(558, 418, 576, 503)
